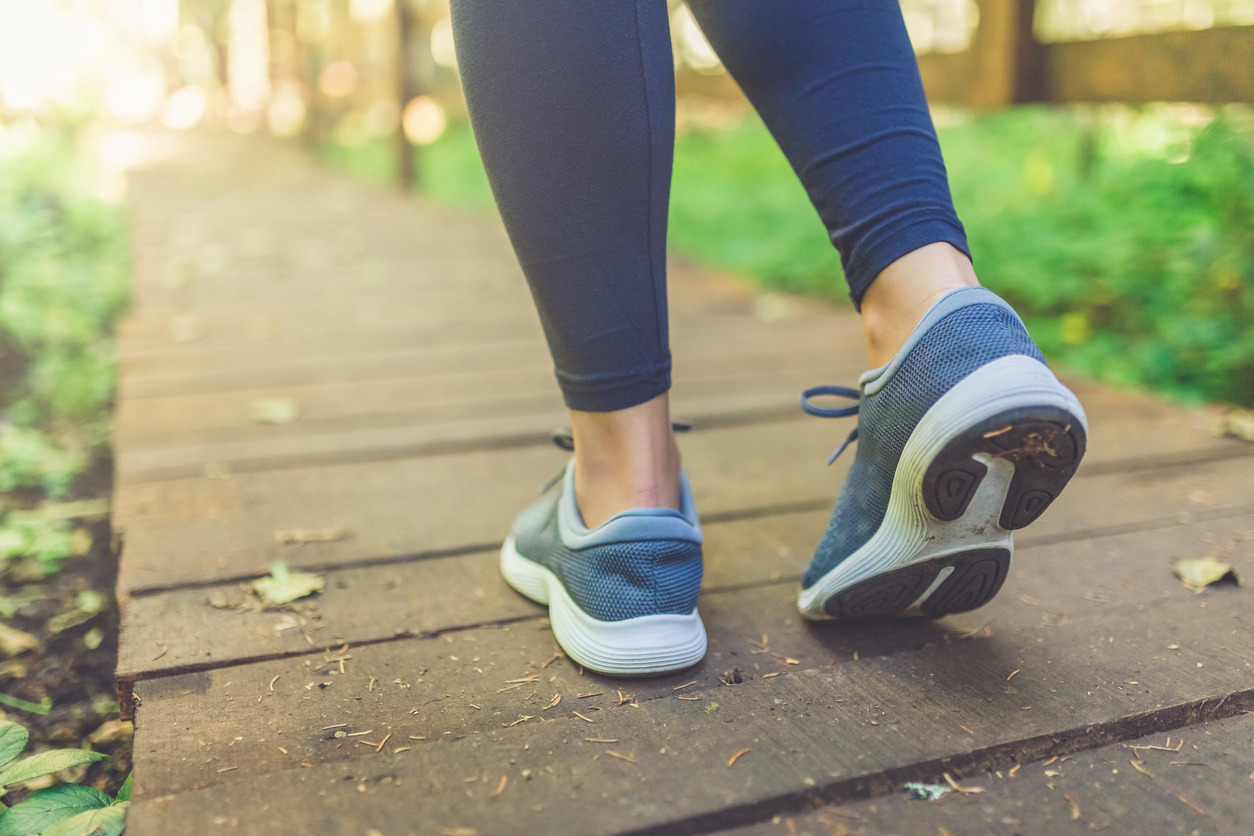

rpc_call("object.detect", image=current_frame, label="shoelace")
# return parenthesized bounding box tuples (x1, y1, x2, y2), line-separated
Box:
(540, 421, 692, 494)
(799, 385, 860, 464)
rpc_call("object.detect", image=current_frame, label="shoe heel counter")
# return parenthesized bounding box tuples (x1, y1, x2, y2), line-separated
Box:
(651, 541, 704, 615)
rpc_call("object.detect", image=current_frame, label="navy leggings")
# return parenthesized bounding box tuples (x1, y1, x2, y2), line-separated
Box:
(450, 0, 969, 412)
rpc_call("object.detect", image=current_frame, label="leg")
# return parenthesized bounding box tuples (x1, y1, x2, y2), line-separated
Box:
(688, 0, 1087, 620)
(452, 0, 705, 675)
(687, 0, 976, 364)
(452, 0, 680, 527)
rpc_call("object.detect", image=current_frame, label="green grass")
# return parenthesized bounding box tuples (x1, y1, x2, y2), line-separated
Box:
(326, 105, 1254, 407)
(0, 116, 130, 570)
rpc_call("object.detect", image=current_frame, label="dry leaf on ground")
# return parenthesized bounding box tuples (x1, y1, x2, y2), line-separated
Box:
(1211, 408, 1254, 442)
(1173, 558, 1240, 592)
(251, 398, 301, 424)
(273, 527, 349, 545)
(252, 561, 325, 604)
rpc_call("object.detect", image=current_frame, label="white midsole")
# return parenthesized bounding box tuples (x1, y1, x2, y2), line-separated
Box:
(798, 355, 1087, 619)
(500, 537, 707, 676)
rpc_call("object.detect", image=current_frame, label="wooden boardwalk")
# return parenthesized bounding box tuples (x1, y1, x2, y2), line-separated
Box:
(113, 131, 1254, 835)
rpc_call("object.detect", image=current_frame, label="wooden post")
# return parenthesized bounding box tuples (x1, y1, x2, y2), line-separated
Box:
(964, 0, 1042, 108)
(395, 0, 417, 190)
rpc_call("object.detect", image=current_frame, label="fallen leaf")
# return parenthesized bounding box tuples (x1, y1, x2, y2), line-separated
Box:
(273, 527, 349, 545)
(1212, 408, 1254, 442)
(904, 782, 951, 801)
(0, 624, 40, 656)
(1173, 558, 1239, 592)
(251, 398, 301, 424)
(252, 561, 325, 604)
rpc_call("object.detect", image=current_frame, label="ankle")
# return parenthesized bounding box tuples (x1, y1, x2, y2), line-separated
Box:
(570, 393, 682, 528)
(860, 243, 980, 368)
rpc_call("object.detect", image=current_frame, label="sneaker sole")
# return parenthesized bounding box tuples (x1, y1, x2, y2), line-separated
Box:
(798, 354, 1088, 621)
(500, 537, 707, 676)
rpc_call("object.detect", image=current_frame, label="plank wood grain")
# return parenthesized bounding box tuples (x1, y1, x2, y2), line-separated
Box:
(114, 443, 1254, 594)
(724, 712, 1254, 835)
(125, 576, 1254, 834)
(124, 515, 1254, 796)
(116, 507, 1254, 680)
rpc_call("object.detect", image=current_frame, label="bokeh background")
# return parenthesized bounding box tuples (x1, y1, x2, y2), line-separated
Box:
(0, 0, 1252, 815)
(3, 0, 1254, 414)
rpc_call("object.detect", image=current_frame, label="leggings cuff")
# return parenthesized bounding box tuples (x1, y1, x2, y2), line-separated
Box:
(845, 216, 971, 309)
(557, 359, 673, 412)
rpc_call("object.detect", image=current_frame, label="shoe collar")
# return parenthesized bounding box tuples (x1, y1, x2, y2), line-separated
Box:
(859, 287, 1022, 398)
(557, 462, 704, 549)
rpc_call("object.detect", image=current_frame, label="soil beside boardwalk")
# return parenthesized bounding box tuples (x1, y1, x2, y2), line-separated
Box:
(112, 128, 1254, 835)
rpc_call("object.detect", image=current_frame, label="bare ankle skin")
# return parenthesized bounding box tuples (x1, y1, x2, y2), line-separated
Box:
(568, 243, 975, 525)
(860, 242, 981, 368)
(570, 392, 682, 528)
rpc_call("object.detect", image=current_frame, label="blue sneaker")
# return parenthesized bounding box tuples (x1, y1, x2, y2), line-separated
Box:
(798, 287, 1088, 620)
(500, 462, 707, 675)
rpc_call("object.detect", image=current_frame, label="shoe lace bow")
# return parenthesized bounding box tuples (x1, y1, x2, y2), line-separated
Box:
(799, 385, 860, 464)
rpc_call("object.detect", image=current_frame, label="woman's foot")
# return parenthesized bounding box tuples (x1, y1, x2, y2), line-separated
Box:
(500, 462, 706, 676)
(799, 286, 1087, 620)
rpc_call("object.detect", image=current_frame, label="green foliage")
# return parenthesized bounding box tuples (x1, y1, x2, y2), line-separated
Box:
(0, 697, 50, 718)
(670, 121, 846, 300)
(418, 120, 496, 211)
(0, 720, 128, 836)
(328, 106, 1254, 406)
(0, 725, 27, 770)
(0, 751, 106, 789)
(0, 785, 112, 835)
(0, 119, 129, 428)
(0, 428, 86, 499)
(36, 805, 126, 836)
(0, 116, 128, 572)
(319, 136, 397, 186)
(942, 106, 1254, 406)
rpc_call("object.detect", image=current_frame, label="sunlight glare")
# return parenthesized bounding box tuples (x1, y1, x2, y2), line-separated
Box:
(671, 5, 723, 75)
(349, 0, 393, 24)
(403, 96, 446, 145)
(431, 17, 457, 69)
(228, 0, 271, 116)
(268, 83, 308, 136)
(103, 68, 167, 124)
(0, 0, 108, 112)
(161, 86, 208, 130)
(141, 0, 179, 41)
(319, 61, 360, 98)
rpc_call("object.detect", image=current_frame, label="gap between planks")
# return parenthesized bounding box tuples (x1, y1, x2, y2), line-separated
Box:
(119, 499, 1254, 601)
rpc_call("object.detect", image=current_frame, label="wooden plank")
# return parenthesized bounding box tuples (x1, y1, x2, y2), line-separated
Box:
(115, 310, 853, 398)
(725, 712, 1254, 835)
(124, 564, 1254, 833)
(113, 434, 1254, 594)
(111, 364, 831, 452)
(114, 260, 822, 361)
(111, 363, 1243, 484)
(116, 508, 1254, 681)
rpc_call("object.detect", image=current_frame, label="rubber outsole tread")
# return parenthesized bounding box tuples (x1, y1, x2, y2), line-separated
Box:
(822, 405, 1085, 620)
(923, 406, 1087, 531)
(824, 548, 1011, 619)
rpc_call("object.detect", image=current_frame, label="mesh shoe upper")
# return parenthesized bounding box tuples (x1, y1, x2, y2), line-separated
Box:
(511, 465, 704, 622)
(803, 287, 1046, 589)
